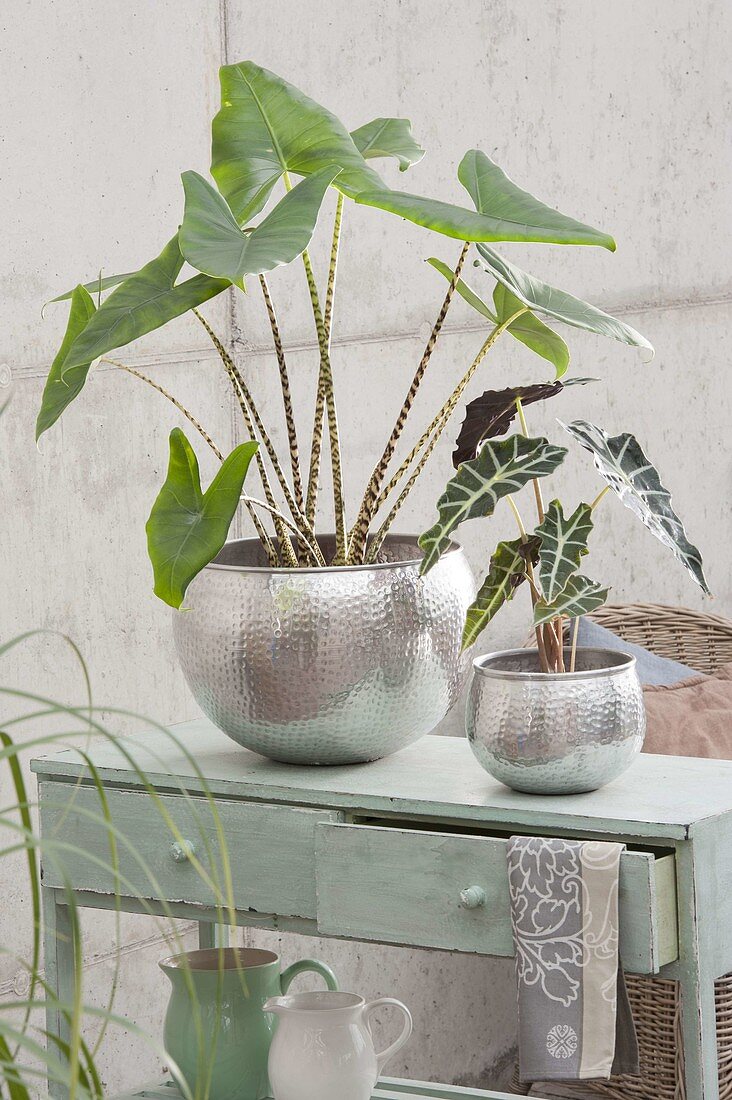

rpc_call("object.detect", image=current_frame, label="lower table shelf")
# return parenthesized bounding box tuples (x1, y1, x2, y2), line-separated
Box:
(116, 1078, 518, 1099)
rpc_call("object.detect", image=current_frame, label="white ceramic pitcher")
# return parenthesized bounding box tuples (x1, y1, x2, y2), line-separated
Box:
(263, 990, 413, 1100)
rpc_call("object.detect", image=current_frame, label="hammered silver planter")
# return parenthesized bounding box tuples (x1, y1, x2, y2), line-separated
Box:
(173, 535, 475, 765)
(466, 647, 645, 794)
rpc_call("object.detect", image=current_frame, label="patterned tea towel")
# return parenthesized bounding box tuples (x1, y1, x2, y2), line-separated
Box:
(507, 837, 639, 1083)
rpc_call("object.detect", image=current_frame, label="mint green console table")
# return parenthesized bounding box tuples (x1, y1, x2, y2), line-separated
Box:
(33, 721, 732, 1099)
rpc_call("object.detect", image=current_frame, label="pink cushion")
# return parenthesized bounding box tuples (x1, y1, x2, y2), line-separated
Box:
(643, 663, 732, 759)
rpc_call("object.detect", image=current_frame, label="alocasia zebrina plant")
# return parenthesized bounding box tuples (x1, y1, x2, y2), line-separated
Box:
(419, 369, 709, 670)
(38, 60, 654, 610)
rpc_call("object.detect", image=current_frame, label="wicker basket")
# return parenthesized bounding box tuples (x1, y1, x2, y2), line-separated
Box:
(510, 603, 732, 1100)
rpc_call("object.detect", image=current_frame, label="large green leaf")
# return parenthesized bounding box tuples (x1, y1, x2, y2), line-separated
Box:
(36, 286, 96, 440)
(427, 258, 570, 375)
(358, 187, 612, 246)
(458, 149, 615, 250)
(534, 573, 609, 625)
(463, 536, 540, 650)
(419, 435, 567, 574)
(57, 237, 229, 384)
(212, 61, 384, 222)
(358, 145, 615, 247)
(452, 382, 563, 467)
(561, 419, 710, 594)
(180, 167, 340, 287)
(350, 118, 425, 170)
(474, 245, 654, 353)
(146, 429, 259, 609)
(536, 499, 594, 602)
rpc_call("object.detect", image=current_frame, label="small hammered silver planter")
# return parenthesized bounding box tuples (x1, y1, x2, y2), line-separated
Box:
(466, 647, 646, 794)
(173, 535, 475, 765)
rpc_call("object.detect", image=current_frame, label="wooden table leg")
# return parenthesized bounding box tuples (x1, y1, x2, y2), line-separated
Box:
(676, 844, 720, 1099)
(197, 922, 230, 949)
(43, 887, 76, 1100)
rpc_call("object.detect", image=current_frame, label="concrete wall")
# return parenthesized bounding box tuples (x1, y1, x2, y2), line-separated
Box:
(1, 0, 729, 1092)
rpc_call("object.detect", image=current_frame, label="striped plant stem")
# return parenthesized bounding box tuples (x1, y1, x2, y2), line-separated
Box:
(305, 193, 344, 531)
(101, 358, 224, 461)
(300, 245, 347, 564)
(347, 241, 471, 564)
(193, 311, 300, 568)
(364, 309, 527, 563)
(258, 274, 304, 514)
(103, 356, 279, 567)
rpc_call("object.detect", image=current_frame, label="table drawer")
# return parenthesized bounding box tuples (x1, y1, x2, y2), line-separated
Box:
(316, 823, 678, 973)
(40, 782, 340, 918)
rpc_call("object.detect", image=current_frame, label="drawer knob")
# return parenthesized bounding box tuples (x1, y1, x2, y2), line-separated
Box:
(459, 885, 486, 910)
(170, 840, 196, 864)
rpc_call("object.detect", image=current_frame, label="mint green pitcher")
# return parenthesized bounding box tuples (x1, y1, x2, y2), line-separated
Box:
(160, 947, 338, 1100)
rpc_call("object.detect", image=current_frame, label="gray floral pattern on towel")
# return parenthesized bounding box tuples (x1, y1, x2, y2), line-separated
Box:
(508, 835, 639, 1082)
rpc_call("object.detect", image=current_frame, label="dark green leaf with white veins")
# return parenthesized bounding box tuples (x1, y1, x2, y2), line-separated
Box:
(427, 258, 570, 376)
(146, 429, 259, 609)
(452, 383, 563, 467)
(212, 61, 385, 223)
(179, 167, 340, 287)
(458, 149, 615, 250)
(463, 536, 541, 650)
(560, 419, 710, 594)
(56, 236, 228, 385)
(36, 285, 96, 440)
(418, 434, 567, 575)
(534, 573, 609, 626)
(475, 244, 654, 353)
(536, 499, 594, 602)
(350, 118, 425, 170)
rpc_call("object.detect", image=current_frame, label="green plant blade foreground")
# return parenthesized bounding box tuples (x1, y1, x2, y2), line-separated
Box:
(350, 117, 425, 170)
(49, 237, 228, 393)
(47, 272, 137, 307)
(180, 167, 340, 286)
(474, 244, 655, 353)
(427, 258, 569, 375)
(463, 536, 541, 650)
(458, 149, 615, 250)
(36, 286, 97, 440)
(146, 429, 259, 609)
(419, 434, 567, 575)
(536, 499, 594, 603)
(212, 61, 385, 222)
(560, 419, 711, 595)
(534, 573, 609, 625)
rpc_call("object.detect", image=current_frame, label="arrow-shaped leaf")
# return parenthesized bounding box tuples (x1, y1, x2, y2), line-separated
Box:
(419, 434, 567, 575)
(534, 573, 609, 626)
(474, 244, 654, 354)
(536, 499, 594, 602)
(463, 536, 540, 650)
(452, 382, 564, 468)
(561, 419, 710, 595)
(458, 149, 615, 250)
(55, 236, 228, 386)
(36, 285, 97, 440)
(350, 118, 425, 170)
(212, 61, 384, 222)
(427, 258, 570, 376)
(179, 167, 340, 287)
(146, 429, 259, 609)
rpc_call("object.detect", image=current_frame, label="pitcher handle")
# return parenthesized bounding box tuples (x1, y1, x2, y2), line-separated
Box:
(363, 997, 413, 1073)
(280, 958, 338, 993)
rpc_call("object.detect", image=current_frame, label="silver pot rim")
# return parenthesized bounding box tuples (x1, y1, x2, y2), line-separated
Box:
(205, 533, 463, 576)
(473, 646, 636, 682)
